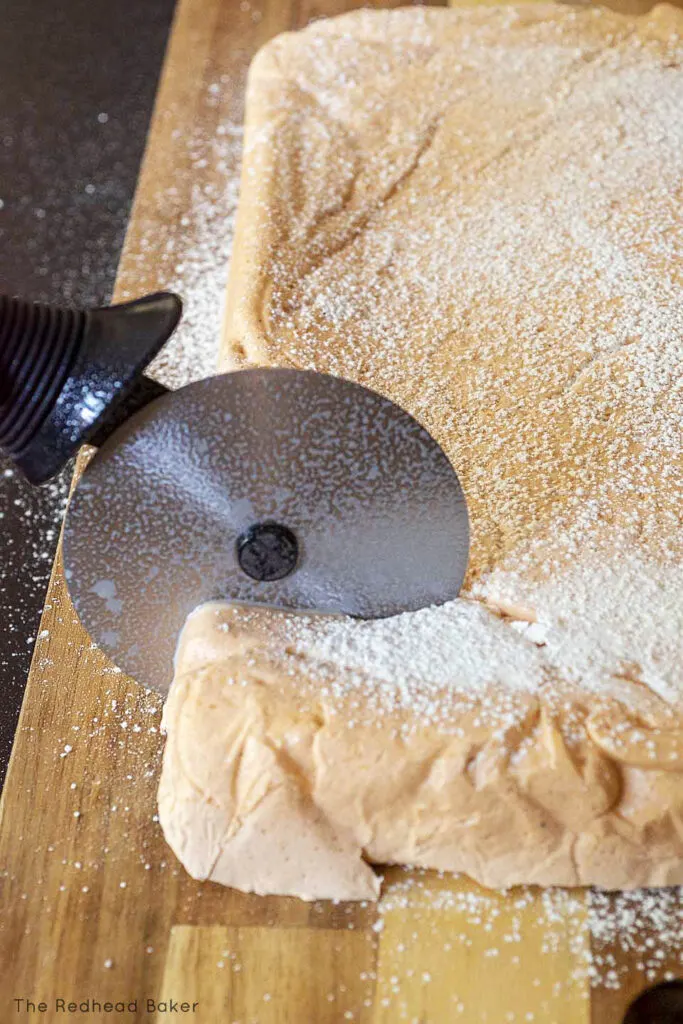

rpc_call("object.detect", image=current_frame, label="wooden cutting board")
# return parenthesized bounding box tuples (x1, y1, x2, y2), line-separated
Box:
(1, 1, 680, 1021)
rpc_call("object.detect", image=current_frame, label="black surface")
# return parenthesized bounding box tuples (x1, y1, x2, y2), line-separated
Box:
(623, 981, 683, 1024)
(0, 0, 176, 785)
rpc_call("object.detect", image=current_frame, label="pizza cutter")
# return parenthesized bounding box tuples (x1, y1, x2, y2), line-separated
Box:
(0, 291, 469, 693)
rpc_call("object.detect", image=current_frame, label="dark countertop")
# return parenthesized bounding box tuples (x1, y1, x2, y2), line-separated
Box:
(0, 0, 176, 784)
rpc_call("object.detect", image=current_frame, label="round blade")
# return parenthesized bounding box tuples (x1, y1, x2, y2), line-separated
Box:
(63, 369, 469, 693)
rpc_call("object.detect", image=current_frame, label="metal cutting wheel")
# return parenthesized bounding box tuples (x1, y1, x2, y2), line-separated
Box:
(1, 293, 470, 692)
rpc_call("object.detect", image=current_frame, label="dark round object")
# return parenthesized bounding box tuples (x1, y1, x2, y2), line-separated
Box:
(623, 980, 683, 1024)
(237, 521, 299, 582)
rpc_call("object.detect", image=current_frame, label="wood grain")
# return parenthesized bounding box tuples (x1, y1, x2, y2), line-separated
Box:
(158, 926, 377, 1022)
(373, 871, 590, 1024)
(0, 0, 680, 1022)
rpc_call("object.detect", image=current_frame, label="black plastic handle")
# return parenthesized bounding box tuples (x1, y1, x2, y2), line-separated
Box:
(0, 292, 181, 484)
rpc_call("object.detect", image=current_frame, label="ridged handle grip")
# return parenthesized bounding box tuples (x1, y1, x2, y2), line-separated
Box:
(0, 292, 181, 484)
(0, 297, 85, 459)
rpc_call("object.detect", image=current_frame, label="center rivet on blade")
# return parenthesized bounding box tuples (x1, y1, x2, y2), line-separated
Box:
(236, 521, 299, 582)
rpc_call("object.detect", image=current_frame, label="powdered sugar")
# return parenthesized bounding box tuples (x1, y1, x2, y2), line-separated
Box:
(116, 85, 245, 389)
(281, 547, 682, 720)
(232, 5, 683, 717)
(291, 597, 545, 697)
(480, 548, 683, 707)
(147, 124, 242, 388)
(377, 871, 683, 996)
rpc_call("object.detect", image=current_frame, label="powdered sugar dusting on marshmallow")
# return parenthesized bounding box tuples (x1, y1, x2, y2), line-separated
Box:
(229, 4, 683, 715)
